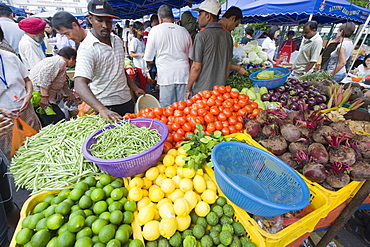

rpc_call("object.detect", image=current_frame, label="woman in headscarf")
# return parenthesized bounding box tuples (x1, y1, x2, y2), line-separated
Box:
(181, 11, 197, 42)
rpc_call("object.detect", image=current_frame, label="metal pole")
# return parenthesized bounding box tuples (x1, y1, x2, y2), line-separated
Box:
(316, 179, 370, 247)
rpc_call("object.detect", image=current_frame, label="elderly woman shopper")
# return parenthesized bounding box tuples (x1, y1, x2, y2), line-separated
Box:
(29, 47, 78, 127)
(327, 22, 356, 82)
(0, 26, 41, 160)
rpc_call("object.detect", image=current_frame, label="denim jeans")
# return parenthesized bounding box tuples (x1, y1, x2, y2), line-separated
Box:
(332, 73, 346, 83)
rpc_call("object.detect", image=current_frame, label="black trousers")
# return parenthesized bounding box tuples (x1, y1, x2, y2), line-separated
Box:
(106, 99, 135, 117)
(35, 103, 65, 127)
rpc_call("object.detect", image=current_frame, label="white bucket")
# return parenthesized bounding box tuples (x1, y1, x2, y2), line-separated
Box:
(134, 94, 161, 114)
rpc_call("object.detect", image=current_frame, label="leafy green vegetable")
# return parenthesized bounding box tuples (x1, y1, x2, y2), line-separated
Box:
(226, 68, 262, 91)
(297, 71, 333, 82)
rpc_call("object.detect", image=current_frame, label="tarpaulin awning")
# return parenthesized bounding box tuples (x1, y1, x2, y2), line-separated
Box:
(8, 5, 27, 17)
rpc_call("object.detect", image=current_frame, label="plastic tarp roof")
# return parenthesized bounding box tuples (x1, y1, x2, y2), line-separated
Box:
(8, 5, 27, 17)
(109, 0, 204, 19)
(240, 0, 370, 25)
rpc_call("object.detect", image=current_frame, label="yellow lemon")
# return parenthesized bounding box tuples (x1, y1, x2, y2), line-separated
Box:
(157, 198, 172, 209)
(157, 164, 166, 174)
(183, 190, 198, 209)
(173, 198, 190, 217)
(160, 178, 176, 194)
(142, 220, 160, 241)
(182, 168, 196, 179)
(206, 180, 217, 191)
(134, 172, 145, 178)
(148, 187, 164, 202)
(175, 155, 187, 167)
(149, 184, 159, 190)
(142, 189, 149, 198)
(137, 197, 151, 211)
(142, 177, 153, 190)
(129, 177, 144, 188)
(176, 215, 191, 231)
(159, 218, 177, 238)
(167, 149, 178, 157)
(171, 175, 182, 189)
(201, 189, 217, 204)
(137, 204, 155, 226)
(153, 207, 160, 220)
(193, 175, 207, 194)
(177, 167, 184, 177)
(195, 201, 210, 217)
(163, 154, 175, 167)
(196, 169, 204, 176)
(145, 167, 159, 181)
(179, 178, 193, 193)
(154, 174, 167, 187)
(164, 166, 177, 178)
(168, 189, 184, 202)
(128, 186, 143, 201)
(177, 146, 188, 156)
(158, 202, 175, 219)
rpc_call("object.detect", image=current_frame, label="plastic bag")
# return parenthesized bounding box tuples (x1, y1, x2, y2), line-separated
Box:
(78, 102, 96, 117)
(254, 215, 284, 233)
(232, 45, 246, 65)
(11, 117, 38, 157)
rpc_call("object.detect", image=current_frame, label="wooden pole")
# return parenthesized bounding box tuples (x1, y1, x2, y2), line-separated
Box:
(316, 179, 370, 247)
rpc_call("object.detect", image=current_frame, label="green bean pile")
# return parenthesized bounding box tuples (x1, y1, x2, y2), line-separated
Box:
(9, 115, 107, 195)
(89, 121, 161, 160)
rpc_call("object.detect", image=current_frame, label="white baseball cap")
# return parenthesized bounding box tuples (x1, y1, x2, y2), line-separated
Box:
(192, 0, 221, 16)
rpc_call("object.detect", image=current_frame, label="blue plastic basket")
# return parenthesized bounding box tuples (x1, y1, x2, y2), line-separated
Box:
(249, 67, 290, 89)
(211, 142, 310, 217)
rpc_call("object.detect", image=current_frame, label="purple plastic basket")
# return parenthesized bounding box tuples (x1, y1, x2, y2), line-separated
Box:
(82, 118, 168, 177)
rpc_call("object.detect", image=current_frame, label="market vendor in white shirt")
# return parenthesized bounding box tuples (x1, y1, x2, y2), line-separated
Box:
(74, 0, 144, 121)
(18, 18, 46, 70)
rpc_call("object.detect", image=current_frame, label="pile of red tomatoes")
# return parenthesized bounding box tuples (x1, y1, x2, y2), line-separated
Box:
(125, 85, 262, 149)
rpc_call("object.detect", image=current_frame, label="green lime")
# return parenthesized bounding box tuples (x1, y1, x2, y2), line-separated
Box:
(200, 235, 213, 247)
(211, 205, 224, 218)
(93, 243, 106, 247)
(111, 179, 123, 188)
(75, 182, 89, 192)
(85, 215, 98, 228)
(123, 200, 136, 212)
(196, 217, 207, 228)
(79, 195, 93, 209)
(70, 188, 85, 201)
(71, 205, 81, 212)
(110, 210, 123, 225)
(44, 205, 57, 218)
(99, 224, 116, 243)
(216, 196, 227, 207)
(220, 215, 233, 225)
(85, 176, 97, 187)
(206, 211, 219, 226)
(92, 218, 108, 235)
(107, 197, 114, 205)
(57, 231, 76, 247)
(107, 239, 121, 247)
(46, 236, 58, 247)
(210, 224, 222, 233)
(36, 218, 48, 231)
(115, 228, 129, 244)
(22, 215, 32, 229)
(103, 184, 114, 197)
(67, 215, 85, 232)
(190, 210, 198, 225)
(181, 229, 193, 240)
(158, 239, 169, 247)
(169, 231, 182, 247)
(119, 197, 127, 206)
(122, 211, 134, 224)
(222, 224, 234, 235)
(96, 181, 104, 188)
(109, 201, 123, 212)
(223, 204, 234, 217)
(100, 174, 113, 186)
(55, 202, 71, 216)
(76, 226, 93, 239)
(84, 209, 93, 217)
(31, 228, 51, 247)
(28, 213, 45, 230)
(192, 225, 205, 239)
(99, 211, 111, 221)
(120, 187, 129, 197)
(33, 201, 50, 214)
(220, 231, 233, 246)
(58, 189, 71, 199)
(85, 189, 93, 197)
(92, 235, 100, 244)
(210, 231, 220, 245)
(110, 188, 124, 200)
(43, 194, 56, 204)
(233, 221, 246, 236)
(57, 223, 69, 235)
(91, 188, 105, 201)
(146, 241, 158, 247)
(70, 210, 85, 219)
(15, 228, 34, 245)
(51, 196, 65, 205)
(75, 236, 93, 247)
(118, 224, 132, 236)
(93, 201, 108, 215)
(46, 213, 64, 230)
(129, 239, 143, 247)
(63, 198, 75, 207)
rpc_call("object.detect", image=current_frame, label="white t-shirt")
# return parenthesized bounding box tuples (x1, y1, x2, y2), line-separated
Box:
(0, 50, 29, 111)
(144, 23, 193, 85)
(74, 32, 131, 106)
(18, 34, 45, 70)
(327, 40, 354, 75)
(122, 27, 130, 41)
(262, 37, 276, 62)
(129, 37, 146, 71)
(356, 64, 370, 77)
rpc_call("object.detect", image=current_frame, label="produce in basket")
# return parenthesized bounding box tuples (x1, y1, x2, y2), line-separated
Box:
(246, 108, 370, 189)
(14, 175, 142, 247)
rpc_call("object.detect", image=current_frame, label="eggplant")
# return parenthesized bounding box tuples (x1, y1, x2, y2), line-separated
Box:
(298, 91, 306, 97)
(275, 92, 282, 98)
(289, 89, 298, 96)
(301, 81, 310, 88)
(270, 94, 280, 102)
(290, 78, 299, 84)
(307, 98, 317, 107)
(268, 89, 275, 94)
(279, 97, 287, 106)
(261, 93, 271, 101)
(308, 91, 317, 98)
(290, 102, 299, 111)
(284, 83, 291, 90)
(315, 95, 326, 104)
(282, 92, 290, 98)
(286, 99, 293, 106)
(276, 86, 285, 93)
(319, 103, 327, 110)
(307, 86, 316, 92)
